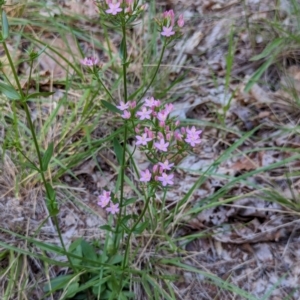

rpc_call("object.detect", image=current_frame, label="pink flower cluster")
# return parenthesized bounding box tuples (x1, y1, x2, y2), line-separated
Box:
(116, 96, 202, 187)
(116, 100, 136, 119)
(97, 190, 120, 214)
(80, 57, 99, 66)
(140, 159, 174, 186)
(161, 9, 184, 37)
(103, 0, 147, 16)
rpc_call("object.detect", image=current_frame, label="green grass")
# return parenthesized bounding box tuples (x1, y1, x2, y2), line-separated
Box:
(1, 0, 300, 299)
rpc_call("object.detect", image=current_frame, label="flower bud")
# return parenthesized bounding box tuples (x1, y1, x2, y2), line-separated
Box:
(177, 14, 184, 27)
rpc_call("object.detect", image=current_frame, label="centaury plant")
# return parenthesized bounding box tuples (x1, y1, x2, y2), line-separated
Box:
(0, 1, 201, 299)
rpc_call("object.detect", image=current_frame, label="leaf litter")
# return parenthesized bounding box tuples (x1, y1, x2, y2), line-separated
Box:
(1, 0, 300, 299)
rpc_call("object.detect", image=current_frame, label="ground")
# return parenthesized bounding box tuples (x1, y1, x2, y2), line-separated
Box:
(1, 0, 300, 299)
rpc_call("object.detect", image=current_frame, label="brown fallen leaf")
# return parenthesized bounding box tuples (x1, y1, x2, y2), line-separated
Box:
(231, 158, 257, 171)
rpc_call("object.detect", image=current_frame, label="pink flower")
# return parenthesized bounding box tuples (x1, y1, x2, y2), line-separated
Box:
(80, 57, 98, 66)
(146, 129, 154, 139)
(186, 126, 202, 136)
(161, 26, 175, 37)
(136, 107, 152, 120)
(136, 133, 152, 146)
(117, 101, 129, 111)
(144, 97, 156, 107)
(166, 132, 171, 140)
(157, 110, 168, 122)
(185, 134, 201, 147)
(106, 2, 122, 15)
(128, 101, 136, 109)
(158, 173, 174, 186)
(177, 14, 184, 27)
(106, 202, 120, 214)
(159, 160, 174, 171)
(121, 110, 131, 119)
(163, 9, 175, 27)
(164, 103, 174, 114)
(174, 130, 182, 141)
(98, 190, 111, 208)
(152, 164, 159, 173)
(154, 139, 169, 152)
(140, 169, 152, 182)
(154, 100, 161, 107)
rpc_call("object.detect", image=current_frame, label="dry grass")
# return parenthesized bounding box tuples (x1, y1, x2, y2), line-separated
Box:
(1, 0, 300, 299)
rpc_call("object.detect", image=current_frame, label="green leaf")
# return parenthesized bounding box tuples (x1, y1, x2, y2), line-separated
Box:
(107, 254, 123, 265)
(133, 220, 149, 234)
(250, 38, 284, 61)
(42, 142, 54, 171)
(68, 238, 83, 252)
(81, 239, 97, 263)
(65, 281, 80, 299)
(119, 36, 127, 61)
(99, 224, 114, 232)
(43, 275, 76, 293)
(0, 82, 20, 100)
(123, 197, 137, 206)
(24, 161, 40, 171)
(45, 183, 58, 216)
(69, 239, 83, 266)
(244, 57, 273, 93)
(45, 182, 56, 202)
(27, 91, 55, 99)
(101, 100, 121, 114)
(1, 10, 9, 40)
(113, 138, 123, 165)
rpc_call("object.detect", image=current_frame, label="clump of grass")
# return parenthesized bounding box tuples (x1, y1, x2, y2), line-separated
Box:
(1, 0, 300, 300)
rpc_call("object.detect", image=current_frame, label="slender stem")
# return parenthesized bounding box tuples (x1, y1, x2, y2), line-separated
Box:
(114, 20, 129, 249)
(2, 42, 24, 96)
(137, 41, 167, 102)
(122, 191, 153, 269)
(2, 41, 75, 270)
(117, 188, 154, 295)
(96, 75, 115, 102)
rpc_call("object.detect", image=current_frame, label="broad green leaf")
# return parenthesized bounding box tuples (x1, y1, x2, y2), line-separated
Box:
(107, 254, 123, 265)
(1, 10, 9, 40)
(42, 142, 54, 171)
(65, 281, 80, 299)
(0, 82, 20, 100)
(101, 100, 121, 114)
(68, 238, 83, 252)
(81, 239, 97, 262)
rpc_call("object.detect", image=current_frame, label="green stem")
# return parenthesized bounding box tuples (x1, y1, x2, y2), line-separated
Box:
(117, 188, 154, 295)
(96, 75, 115, 103)
(122, 191, 153, 269)
(137, 41, 167, 102)
(114, 20, 129, 249)
(2, 41, 75, 271)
